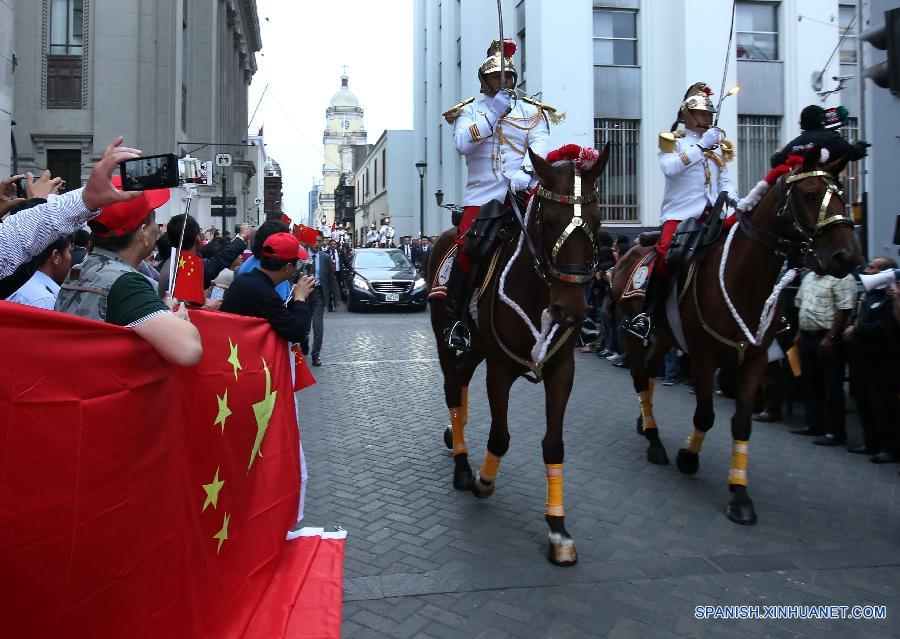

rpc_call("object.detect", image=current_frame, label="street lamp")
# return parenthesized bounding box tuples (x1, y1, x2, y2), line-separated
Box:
(415, 161, 427, 238)
(434, 189, 443, 206)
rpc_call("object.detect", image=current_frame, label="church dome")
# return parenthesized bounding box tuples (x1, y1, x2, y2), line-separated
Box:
(329, 74, 359, 108)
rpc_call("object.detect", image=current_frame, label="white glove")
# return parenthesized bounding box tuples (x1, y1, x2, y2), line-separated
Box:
(509, 170, 533, 193)
(700, 127, 723, 149)
(485, 91, 513, 125)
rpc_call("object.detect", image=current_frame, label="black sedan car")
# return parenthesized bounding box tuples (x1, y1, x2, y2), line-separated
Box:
(348, 248, 427, 311)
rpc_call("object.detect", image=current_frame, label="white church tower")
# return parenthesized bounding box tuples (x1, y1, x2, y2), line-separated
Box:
(320, 71, 367, 228)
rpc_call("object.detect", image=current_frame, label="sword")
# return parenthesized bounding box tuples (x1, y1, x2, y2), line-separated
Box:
(497, 0, 505, 93)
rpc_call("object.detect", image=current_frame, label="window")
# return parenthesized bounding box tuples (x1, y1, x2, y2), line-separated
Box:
(374, 159, 378, 193)
(47, 149, 82, 192)
(181, 84, 188, 131)
(592, 9, 637, 66)
(839, 4, 857, 64)
(594, 119, 640, 223)
(517, 0, 526, 90)
(737, 115, 781, 196)
(841, 117, 860, 209)
(736, 2, 778, 61)
(183, 0, 189, 27)
(50, 0, 83, 55)
(381, 149, 386, 189)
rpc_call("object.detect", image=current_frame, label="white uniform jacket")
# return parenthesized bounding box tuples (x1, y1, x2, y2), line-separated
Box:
(659, 129, 738, 223)
(453, 95, 551, 207)
(365, 229, 379, 245)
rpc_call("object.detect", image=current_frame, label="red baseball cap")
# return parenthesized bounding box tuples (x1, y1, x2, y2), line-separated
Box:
(262, 232, 300, 261)
(90, 176, 171, 238)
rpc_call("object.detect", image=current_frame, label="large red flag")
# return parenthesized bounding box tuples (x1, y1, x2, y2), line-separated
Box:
(0, 303, 343, 638)
(173, 249, 206, 305)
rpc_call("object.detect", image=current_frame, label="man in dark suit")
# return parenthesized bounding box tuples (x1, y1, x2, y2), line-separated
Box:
(326, 238, 349, 303)
(308, 232, 341, 366)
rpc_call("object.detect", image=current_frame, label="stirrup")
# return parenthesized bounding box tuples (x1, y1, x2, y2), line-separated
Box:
(445, 321, 471, 352)
(626, 313, 652, 341)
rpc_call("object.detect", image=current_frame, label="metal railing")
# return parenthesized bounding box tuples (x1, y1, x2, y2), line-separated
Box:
(594, 118, 640, 223)
(737, 115, 781, 197)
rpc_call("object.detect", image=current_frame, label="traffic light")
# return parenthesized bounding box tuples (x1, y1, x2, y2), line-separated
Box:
(860, 8, 900, 94)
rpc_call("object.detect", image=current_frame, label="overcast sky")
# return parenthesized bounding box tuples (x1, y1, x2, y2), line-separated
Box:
(248, 0, 414, 222)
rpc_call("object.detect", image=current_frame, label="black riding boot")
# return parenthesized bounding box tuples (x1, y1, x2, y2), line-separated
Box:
(626, 272, 671, 341)
(443, 259, 473, 352)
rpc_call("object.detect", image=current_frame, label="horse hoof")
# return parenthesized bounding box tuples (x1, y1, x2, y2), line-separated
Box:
(547, 532, 578, 567)
(453, 461, 473, 491)
(676, 448, 700, 475)
(443, 426, 453, 450)
(470, 471, 495, 498)
(646, 444, 669, 465)
(726, 494, 758, 525)
(635, 416, 644, 436)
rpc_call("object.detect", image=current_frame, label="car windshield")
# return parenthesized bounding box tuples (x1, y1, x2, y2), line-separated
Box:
(354, 250, 410, 269)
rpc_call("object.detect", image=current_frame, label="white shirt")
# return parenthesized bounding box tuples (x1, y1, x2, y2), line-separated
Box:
(7, 270, 60, 310)
(659, 129, 738, 223)
(453, 95, 551, 206)
(365, 229, 379, 244)
(0, 188, 94, 279)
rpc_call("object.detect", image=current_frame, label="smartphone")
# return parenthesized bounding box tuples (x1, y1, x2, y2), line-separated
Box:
(119, 153, 179, 191)
(15, 178, 25, 199)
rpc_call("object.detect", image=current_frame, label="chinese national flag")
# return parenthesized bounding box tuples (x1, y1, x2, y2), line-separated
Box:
(292, 224, 320, 246)
(174, 250, 206, 305)
(0, 303, 343, 638)
(291, 343, 317, 392)
(281, 213, 292, 227)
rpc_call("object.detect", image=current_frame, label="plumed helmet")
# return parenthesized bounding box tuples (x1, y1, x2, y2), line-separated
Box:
(478, 39, 517, 83)
(680, 82, 716, 114)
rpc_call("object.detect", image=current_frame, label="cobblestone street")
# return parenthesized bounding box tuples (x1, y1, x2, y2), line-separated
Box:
(299, 307, 900, 639)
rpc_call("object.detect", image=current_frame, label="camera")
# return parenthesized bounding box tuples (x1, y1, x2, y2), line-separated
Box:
(118, 154, 207, 191)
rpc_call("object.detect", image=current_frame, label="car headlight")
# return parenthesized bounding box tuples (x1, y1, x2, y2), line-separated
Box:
(352, 275, 369, 291)
(412, 277, 426, 291)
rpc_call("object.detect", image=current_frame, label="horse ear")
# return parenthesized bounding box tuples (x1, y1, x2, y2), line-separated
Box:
(528, 147, 555, 184)
(584, 143, 611, 183)
(801, 146, 820, 172)
(823, 154, 850, 178)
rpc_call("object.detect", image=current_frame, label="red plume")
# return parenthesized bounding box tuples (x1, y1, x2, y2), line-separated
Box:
(702, 86, 713, 96)
(502, 39, 516, 58)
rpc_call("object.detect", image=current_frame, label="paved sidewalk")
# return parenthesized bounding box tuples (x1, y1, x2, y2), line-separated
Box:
(298, 308, 900, 638)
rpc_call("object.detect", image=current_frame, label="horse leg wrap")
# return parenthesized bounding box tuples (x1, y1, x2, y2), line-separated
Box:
(545, 464, 565, 517)
(728, 440, 749, 486)
(450, 407, 467, 455)
(638, 388, 657, 430)
(480, 451, 501, 483)
(685, 428, 706, 454)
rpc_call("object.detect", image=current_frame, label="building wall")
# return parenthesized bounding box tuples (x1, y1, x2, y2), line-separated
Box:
(353, 130, 415, 242)
(0, 0, 14, 177)
(414, 0, 846, 234)
(12, 0, 260, 230)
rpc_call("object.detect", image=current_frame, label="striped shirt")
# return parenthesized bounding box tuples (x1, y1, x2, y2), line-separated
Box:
(795, 271, 857, 331)
(0, 188, 95, 279)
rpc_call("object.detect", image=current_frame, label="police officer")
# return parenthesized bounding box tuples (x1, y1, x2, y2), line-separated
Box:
(441, 38, 559, 351)
(626, 82, 739, 341)
(365, 223, 379, 247)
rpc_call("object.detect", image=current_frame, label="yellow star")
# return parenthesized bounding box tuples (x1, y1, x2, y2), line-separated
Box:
(178, 255, 187, 270)
(213, 512, 230, 554)
(248, 357, 278, 471)
(202, 467, 225, 512)
(213, 390, 232, 433)
(227, 338, 242, 380)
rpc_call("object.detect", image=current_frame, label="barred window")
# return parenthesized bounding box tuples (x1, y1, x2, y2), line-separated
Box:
(594, 119, 639, 223)
(841, 117, 860, 209)
(737, 115, 781, 197)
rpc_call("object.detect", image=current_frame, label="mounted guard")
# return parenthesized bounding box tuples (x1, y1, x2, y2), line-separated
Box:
(625, 81, 739, 343)
(440, 37, 562, 352)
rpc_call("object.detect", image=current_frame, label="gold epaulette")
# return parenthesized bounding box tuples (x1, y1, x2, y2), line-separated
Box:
(720, 139, 735, 163)
(521, 96, 566, 125)
(658, 130, 685, 153)
(442, 98, 475, 124)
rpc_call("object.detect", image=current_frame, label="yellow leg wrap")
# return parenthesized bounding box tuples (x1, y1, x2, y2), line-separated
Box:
(450, 407, 467, 455)
(638, 388, 657, 430)
(728, 440, 749, 486)
(685, 428, 706, 454)
(480, 451, 501, 483)
(545, 464, 565, 517)
(459, 387, 469, 425)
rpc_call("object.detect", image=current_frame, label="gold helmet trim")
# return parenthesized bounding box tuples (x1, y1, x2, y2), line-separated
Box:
(479, 39, 517, 81)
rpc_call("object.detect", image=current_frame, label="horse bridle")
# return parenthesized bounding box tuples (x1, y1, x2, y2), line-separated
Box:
(739, 168, 851, 267)
(528, 167, 599, 284)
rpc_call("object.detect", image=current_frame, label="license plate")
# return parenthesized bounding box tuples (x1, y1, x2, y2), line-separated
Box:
(385, 293, 400, 302)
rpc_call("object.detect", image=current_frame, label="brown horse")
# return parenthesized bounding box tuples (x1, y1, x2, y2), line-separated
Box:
(612, 149, 863, 525)
(427, 146, 610, 566)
